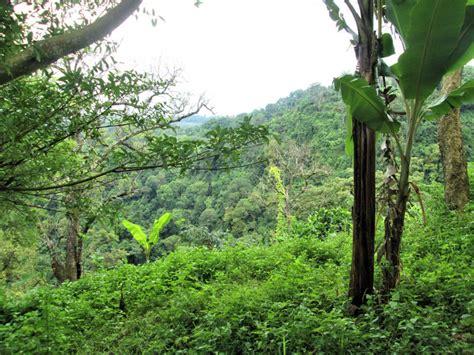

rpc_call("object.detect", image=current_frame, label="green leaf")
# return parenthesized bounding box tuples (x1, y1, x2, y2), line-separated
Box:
(425, 79, 474, 120)
(122, 219, 148, 250)
(391, 0, 466, 103)
(334, 75, 399, 134)
(149, 212, 172, 246)
(446, 6, 474, 73)
(380, 33, 395, 58)
(385, 0, 416, 40)
(323, 0, 357, 42)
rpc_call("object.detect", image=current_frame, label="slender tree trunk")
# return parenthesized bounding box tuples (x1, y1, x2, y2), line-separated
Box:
(50, 258, 67, 284)
(382, 161, 410, 294)
(351, 121, 376, 307)
(349, 0, 376, 309)
(44, 237, 67, 284)
(65, 200, 81, 282)
(438, 69, 469, 210)
(382, 101, 417, 294)
(77, 228, 84, 280)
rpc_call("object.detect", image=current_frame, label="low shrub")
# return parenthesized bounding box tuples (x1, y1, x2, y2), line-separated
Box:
(1, 194, 472, 353)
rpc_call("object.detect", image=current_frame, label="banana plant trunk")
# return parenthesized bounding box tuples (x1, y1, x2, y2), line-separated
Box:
(382, 162, 410, 294)
(349, 0, 376, 308)
(382, 109, 415, 295)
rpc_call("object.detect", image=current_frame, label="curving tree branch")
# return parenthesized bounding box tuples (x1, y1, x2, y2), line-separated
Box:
(0, 0, 142, 85)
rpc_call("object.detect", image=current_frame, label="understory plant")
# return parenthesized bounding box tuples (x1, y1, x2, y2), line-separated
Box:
(122, 212, 172, 262)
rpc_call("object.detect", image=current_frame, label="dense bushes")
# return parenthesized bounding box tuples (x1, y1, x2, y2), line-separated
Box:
(1, 191, 473, 353)
(292, 207, 351, 240)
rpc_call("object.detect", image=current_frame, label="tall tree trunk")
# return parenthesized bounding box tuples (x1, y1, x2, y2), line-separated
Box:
(349, 0, 376, 309)
(438, 69, 470, 210)
(351, 121, 376, 307)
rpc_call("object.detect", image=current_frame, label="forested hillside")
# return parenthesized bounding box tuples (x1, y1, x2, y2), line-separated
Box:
(1, 0, 474, 353)
(2, 71, 473, 352)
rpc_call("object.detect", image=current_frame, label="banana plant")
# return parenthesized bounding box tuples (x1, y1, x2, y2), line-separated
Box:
(122, 212, 172, 262)
(334, 0, 474, 294)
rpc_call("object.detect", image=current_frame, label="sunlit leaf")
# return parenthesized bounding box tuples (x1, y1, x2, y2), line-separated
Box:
(149, 212, 172, 246)
(122, 219, 148, 250)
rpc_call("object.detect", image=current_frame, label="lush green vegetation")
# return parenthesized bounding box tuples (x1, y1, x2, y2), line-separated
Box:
(1, 0, 473, 352)
(1, 76, 473, 352)
(1, 182, 472, 353)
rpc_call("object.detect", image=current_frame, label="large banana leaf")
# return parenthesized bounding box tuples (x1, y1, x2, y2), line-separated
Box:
(446, 6, 474, 73)
(122, 219, 148, 250)
(391, 0, 466, 103)
(149, 212, 172, 246)
(385, 0, 416, 41)
(425, 79, 474, 120)
(334, 75, 400, 134)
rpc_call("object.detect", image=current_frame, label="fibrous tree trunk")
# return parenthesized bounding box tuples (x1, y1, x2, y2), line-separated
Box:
(349, 0, 376, 309)
(382, 90, 417, 295)
(382, 167, 409, 294)
(438, 69, 469, 210)
(351, 121, 376, 307)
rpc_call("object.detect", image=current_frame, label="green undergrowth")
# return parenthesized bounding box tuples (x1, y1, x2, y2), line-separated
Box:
(1, 187, 472, 353)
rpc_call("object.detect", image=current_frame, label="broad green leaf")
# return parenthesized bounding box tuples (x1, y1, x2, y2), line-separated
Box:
(385, 0, 416, 40)
(323, 0, 357, 42)
(122, 219, 148, 249)
(425, 79, 474, 120)
(380, 33, 395, 58)
(334, 75, 400, 134)
(446, 6, 474, 73)
(391, 0, 466, 103)
(149, 212, 172, 246)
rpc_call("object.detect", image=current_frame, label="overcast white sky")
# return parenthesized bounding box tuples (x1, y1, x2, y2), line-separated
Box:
(112, 0, 357, 116)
